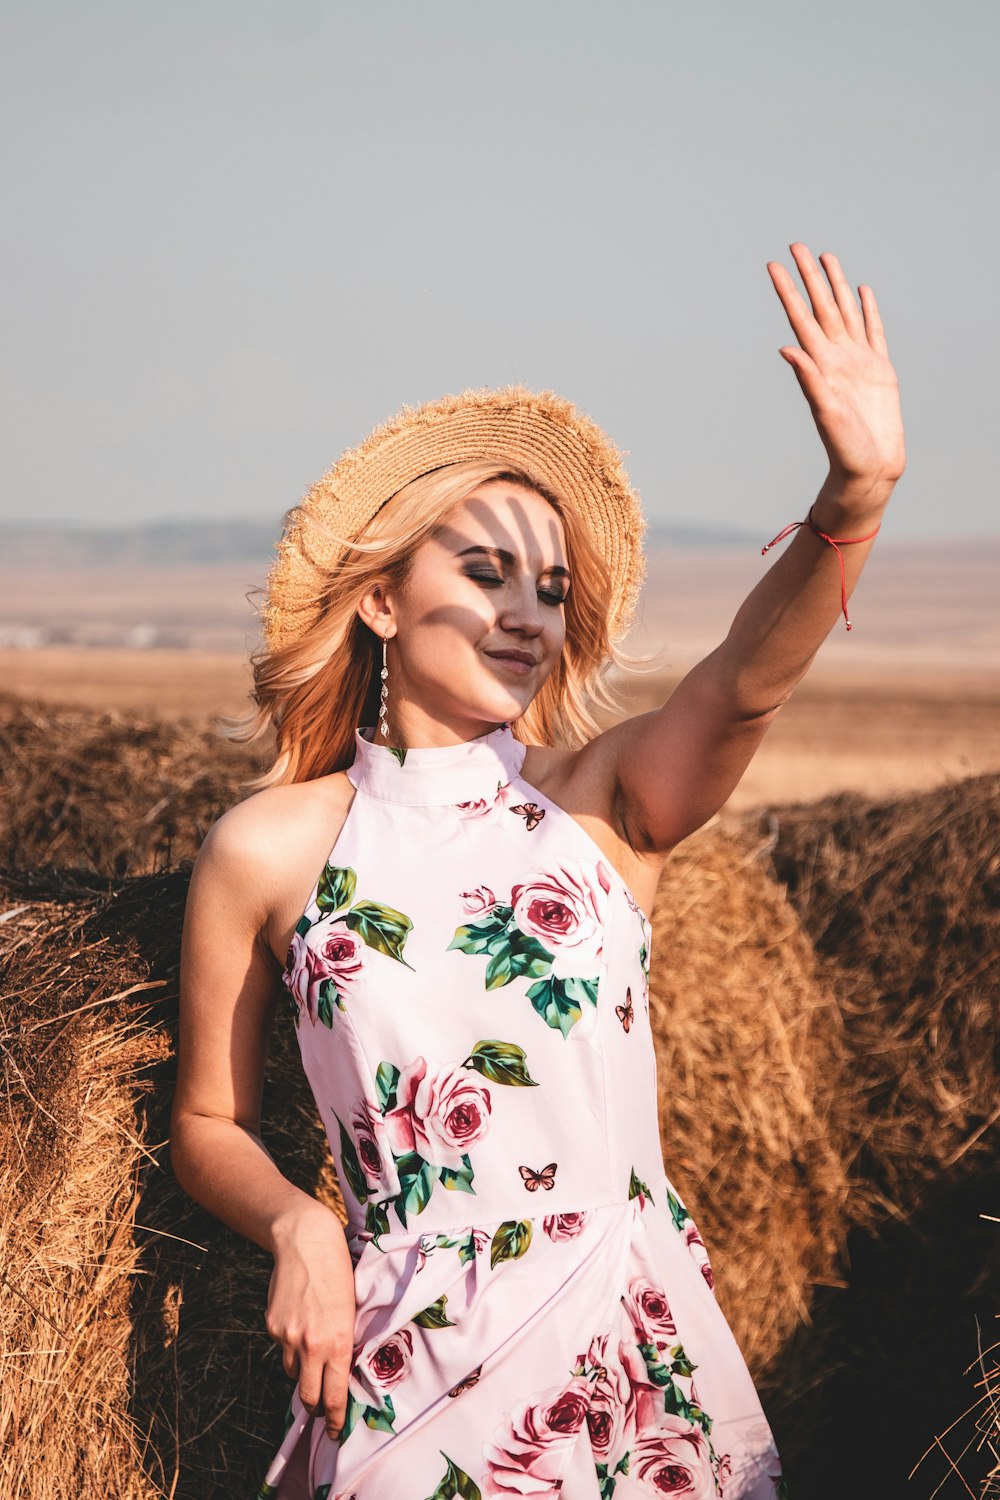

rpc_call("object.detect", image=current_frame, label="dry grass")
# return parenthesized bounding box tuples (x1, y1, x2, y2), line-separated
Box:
(1, 692, 998, 1498)
(0, 691, 264, 876)
(0, 866, 343, 1499)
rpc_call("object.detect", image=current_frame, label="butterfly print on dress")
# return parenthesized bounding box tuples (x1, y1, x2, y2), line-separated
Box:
(519, 1162, 557, 1192)
(616, 987, 634, 1033)
(509, 802, 545, 831)
(447, 1365, 483, 1397)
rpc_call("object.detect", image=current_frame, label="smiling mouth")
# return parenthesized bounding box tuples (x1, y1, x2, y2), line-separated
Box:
(485, 650, 538, 672)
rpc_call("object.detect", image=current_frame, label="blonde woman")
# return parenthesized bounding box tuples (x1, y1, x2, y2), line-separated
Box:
(171, 244, 904, 1499)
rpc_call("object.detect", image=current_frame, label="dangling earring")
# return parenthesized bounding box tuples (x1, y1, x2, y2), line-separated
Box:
(378, 633, 390, 738)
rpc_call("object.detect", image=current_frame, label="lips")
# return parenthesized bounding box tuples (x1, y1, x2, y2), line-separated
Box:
(486, 649, 538, 668)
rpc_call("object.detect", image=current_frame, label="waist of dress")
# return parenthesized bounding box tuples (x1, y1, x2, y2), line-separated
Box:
(343, 1179, 666, 1261)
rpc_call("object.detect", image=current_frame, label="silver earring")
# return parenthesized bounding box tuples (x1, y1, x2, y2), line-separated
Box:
(378, 634, 390, 737)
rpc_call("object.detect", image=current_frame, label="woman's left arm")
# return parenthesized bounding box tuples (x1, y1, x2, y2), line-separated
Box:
(607, 243, 906, 854)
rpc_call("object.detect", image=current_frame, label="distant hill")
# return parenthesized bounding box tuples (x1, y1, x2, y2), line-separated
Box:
(0, 521, 282, 569)
(0, 517, 759, 569)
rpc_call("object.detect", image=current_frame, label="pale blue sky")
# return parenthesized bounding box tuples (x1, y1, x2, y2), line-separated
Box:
(2, 0, 997, 538)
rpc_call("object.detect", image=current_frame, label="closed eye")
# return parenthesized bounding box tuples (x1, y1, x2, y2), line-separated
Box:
(463, 569, 567, 605)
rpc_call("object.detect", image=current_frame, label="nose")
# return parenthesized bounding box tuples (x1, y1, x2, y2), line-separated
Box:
(497, 576, 545, 636)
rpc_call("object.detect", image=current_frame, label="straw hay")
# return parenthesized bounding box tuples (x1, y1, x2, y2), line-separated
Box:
(762, 773, 1000, 1493)
(0, 691, 258, 876)
(648, 819, 851, 1376)
(1, 689, 997, 1498)
(1, 864, 343, 1498)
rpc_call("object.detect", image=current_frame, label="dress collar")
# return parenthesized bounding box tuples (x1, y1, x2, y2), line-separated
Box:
(347, 723, 527, 807)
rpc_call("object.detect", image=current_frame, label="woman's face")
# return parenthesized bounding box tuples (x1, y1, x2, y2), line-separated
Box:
(371, 479, 570, 742)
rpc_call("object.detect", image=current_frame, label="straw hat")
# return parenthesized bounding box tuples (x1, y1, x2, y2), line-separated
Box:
(262, 385, 647, 652)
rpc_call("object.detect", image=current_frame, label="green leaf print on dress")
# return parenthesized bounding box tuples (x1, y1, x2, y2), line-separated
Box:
(448, 859, 611, 1038)
(425, 1453, 482, 1500)
(283, 866, 415, 1027)
(413, 1294, 457, 1329)
(628, 1167, 655, 1208)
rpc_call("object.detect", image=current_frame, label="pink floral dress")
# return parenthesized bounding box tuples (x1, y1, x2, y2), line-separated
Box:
(260, 724, 784, 1500)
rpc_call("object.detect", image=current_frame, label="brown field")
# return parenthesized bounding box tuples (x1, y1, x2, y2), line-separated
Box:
(1, 645, 997, 814)
(1, 536, 996, 811)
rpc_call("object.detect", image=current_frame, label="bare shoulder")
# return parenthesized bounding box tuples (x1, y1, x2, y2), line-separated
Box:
(520, 721, 667, 921)
(192, 770, 357, 969)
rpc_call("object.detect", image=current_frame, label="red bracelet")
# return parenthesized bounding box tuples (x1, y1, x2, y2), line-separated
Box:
(761, 503, 882, 631)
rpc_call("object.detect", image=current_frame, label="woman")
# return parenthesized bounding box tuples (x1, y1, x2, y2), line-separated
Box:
(171, 243, 904, 1499)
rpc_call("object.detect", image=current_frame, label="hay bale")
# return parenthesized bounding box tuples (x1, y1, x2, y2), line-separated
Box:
(647, 819, 852, 1386)
(763, 772, 1000, 1496)
(0, 691, 261, 877)
(0, 866, 341, 1500)
(1, 871, 165, 1498)
(768, 771, 999, 1208)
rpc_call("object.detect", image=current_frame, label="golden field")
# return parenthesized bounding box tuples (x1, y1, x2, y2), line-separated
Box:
(1, 645, 997, 815)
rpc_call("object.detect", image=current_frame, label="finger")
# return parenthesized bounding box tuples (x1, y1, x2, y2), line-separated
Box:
(789, 242, 844, 338)
(778, 345, 840, 424)
(297, 1353, 324, 1417)
(859, 284, 888, 355)
(767, 260, 826, 358)
(322, 1360, 349, 1437)
(818, 252, 866, 340)
(282, 1346, 301, 1381)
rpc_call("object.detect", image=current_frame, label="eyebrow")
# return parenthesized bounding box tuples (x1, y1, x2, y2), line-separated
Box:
(456, 544, 571, 581)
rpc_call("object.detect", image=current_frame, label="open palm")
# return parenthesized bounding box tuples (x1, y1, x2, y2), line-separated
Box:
(768, 243, 906, 496)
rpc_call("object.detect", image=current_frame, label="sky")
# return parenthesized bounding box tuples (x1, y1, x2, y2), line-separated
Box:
(2, 0, 997, 541)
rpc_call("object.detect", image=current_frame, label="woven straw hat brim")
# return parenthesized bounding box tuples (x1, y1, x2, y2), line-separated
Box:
(263, 386, 646, 653)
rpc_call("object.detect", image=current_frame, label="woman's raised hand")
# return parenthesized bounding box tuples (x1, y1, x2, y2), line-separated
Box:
(767, 243, 906, 507)
(265, 1202, 357, 1440)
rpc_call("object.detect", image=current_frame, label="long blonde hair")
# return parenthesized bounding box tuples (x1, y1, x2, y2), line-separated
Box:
(224, 460, 649, 786)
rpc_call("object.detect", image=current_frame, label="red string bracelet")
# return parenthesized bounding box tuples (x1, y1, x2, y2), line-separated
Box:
(761, 503, 882, 630)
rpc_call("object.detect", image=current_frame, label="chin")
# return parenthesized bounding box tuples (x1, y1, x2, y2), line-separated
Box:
(460, 690, 532, 729)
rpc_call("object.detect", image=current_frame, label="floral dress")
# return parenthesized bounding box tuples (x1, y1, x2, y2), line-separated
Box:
(260, 724, 783, 1500)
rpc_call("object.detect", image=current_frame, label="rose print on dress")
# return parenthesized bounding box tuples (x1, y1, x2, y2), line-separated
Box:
(628, 1420, 717, 1499)
(341, 1302, 456, 1451)
(361, 1328, 414, 1391)
(387, 1058, 494, 1171)
(455, 778, 512, 819)
(332, 1099, 397, 1206)
(284, 920, 366, 1026)
(341, 1041, 538, 1236)
(448, 858, 611, 1038)
(482, 1375, 591, 1498)
(580, 1325, 729, 1500)
(542, 1211, 588, 1242)
(623, 1277, 678, 1349)
(283, 863, 415, 1027)
(460, 885, 496, 915)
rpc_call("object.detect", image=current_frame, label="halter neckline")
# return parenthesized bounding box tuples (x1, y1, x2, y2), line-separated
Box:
(348, 723, 527, 806)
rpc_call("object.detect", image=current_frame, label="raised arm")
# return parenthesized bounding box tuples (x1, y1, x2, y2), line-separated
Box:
(606, 243, 906, 855)
(171, 803, 356, 1438)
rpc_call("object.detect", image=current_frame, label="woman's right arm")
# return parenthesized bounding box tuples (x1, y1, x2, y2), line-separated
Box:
(171, 804, 355, 1438)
